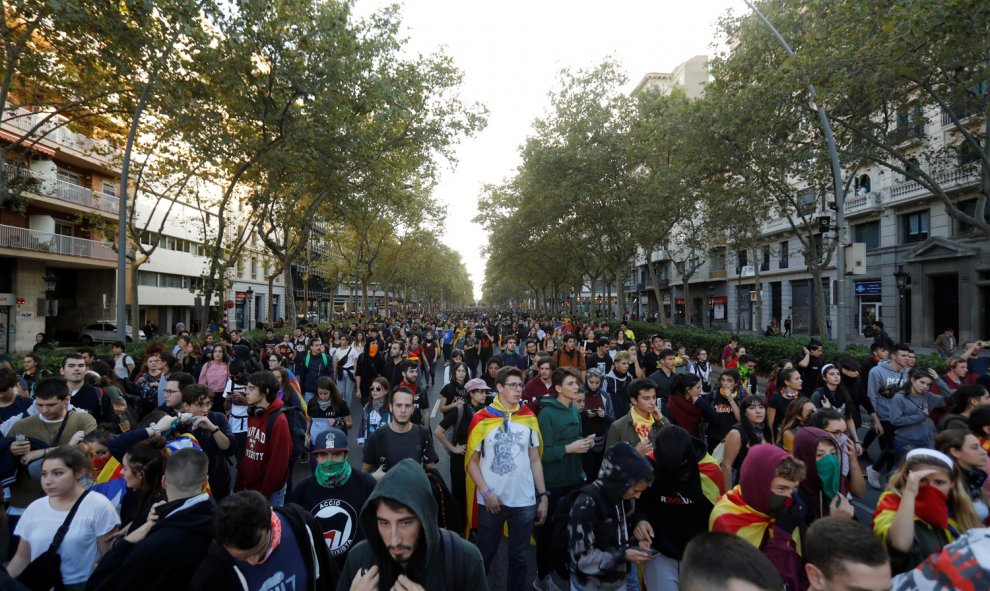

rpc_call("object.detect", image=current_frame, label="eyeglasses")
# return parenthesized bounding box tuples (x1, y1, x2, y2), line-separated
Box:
(503, 382, 524, 390)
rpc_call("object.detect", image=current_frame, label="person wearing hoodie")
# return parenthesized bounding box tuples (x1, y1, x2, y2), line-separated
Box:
(581, 368, 614, 482)
(936, 383, 990, 433)
(791, 427, 856, 525)
(535, 367, 595, 589)
(87, 448, 214, 591)
(338, 458, 487, 591)
(601, 352, 634, 422)
(889, 371, 945, 465)
(568, 441, 654, 591)
(867, 344, 911, 488)
(191, 490, 337, 591)
(634, 426, 726, 590)
(235, 371, 292, 506)
(709, 444, 808, 591)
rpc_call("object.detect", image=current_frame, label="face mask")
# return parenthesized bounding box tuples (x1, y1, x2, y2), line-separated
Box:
(315, 457, 352, 487)
(317, 399, 332, 411)
(91, 454, 111, 475)
(767, 491, 791, 516)
(913, 485, 950, 529)
(816, 454, 841, 501)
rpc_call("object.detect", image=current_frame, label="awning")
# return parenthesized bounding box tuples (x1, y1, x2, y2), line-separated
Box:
(0, 128, 56, 156)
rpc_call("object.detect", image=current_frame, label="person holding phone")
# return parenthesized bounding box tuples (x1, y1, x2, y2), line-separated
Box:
(567, 441, 654, 590)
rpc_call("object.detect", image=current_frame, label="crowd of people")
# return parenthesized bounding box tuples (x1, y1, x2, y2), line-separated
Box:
(0, 312, 988, 591)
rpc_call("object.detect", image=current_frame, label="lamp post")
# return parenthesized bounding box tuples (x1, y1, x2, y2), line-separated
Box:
(893, 266, 909, 343)
(245, 286, 254, 331)
(42, 271, 57, 299)
(707, 284, 715, 329)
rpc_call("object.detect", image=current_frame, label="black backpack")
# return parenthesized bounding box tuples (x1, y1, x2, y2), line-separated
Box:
(551, 484, 605, 579)
(267, 406, 308, 459)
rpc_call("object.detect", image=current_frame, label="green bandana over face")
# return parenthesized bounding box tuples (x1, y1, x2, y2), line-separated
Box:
(315, 456, 352, 487)
(816, 454, 840, 501)
(738, 365, 754, 383)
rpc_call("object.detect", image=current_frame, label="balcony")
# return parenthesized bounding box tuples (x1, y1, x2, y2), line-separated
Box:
(844, 191, 882, 215)
(890, 165, 980, 201)
(889, 124, 925, 145)
(0, 224, 116, 261)
(2, 106, 118, 165)
(3, 164, 118, 214)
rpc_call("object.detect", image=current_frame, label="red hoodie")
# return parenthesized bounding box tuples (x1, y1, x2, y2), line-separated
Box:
(236, 397, 291, 497)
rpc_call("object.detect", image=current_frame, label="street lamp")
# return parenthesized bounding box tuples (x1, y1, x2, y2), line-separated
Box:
(893, 266, 909, 342)
(42, 271, 58, 298)
(245, 286, 254, 330)
(707, 284, 715, 330)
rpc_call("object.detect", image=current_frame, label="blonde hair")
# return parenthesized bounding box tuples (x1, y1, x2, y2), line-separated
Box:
(614, 351, 633, 364)
(886, 454, 981, 531)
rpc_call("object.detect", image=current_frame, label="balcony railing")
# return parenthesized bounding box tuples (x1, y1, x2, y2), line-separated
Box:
(889, 124, 925, 144)
(890, 165, 980, 200)
(2, 105, 118, 163)
(0, 224, 116, 261)
(2, 164, 118, 213)
(844, 191, 882, 213)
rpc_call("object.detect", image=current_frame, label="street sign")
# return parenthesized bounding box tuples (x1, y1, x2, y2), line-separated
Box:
(854, 281, 882, 296)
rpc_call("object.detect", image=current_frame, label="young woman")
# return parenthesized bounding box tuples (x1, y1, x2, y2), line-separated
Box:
(720, 394, 772, 490)
(763, 360, 794, 400)
(935, 428, 990, 522)
(792, 427, 855, 523)
(872, 448, 981, 574)
(706, 369, 743, 452)
(443, 349, 466, 386)
(775, 397, 815, 453)
(805, 407, 866, 499)
(890, 370, 946, 463)
(308, 376, 352, 435)
(356, 377, 391, 446)
(8, 447, 120, 591)
(333, 332, 359, 407)
(666, 373, 718, 439)
(183, 341, 204, 381)
(636, 341, 650, 378)
(439, 362, 469, 414)
(768, 368, 802, 438)
(581, 368, 614, 480)
(197, 344, 231, 414)
(433, 381, 488, 535)
(690, 349, 713, 394)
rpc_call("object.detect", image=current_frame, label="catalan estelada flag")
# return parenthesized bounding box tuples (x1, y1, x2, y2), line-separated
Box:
(698, 453, 726, 505)
(709, 486, 778, 549)
(464, 398, 543, 537)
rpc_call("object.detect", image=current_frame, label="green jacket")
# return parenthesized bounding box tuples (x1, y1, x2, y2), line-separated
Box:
(605, 411, 668, 450)
(337, 459, 488, 591)
(538, 397, 586, 488)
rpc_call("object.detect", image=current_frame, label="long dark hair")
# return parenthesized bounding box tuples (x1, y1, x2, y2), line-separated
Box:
(737, 395, 771, 446)
(316, 376, 346, 413)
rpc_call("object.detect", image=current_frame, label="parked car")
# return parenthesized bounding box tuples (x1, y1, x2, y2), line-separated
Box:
(78, 322, 146, 344)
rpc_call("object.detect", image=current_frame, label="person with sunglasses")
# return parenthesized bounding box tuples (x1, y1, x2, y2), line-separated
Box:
(356, 377, 391, 447)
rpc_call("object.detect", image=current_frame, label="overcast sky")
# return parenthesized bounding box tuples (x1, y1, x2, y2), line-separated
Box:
(352, 0, 749, 300)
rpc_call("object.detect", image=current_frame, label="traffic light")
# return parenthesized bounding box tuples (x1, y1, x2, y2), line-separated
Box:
(817, 216, 831, 233)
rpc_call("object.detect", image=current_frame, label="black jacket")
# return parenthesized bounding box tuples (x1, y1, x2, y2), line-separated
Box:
(191, 503, 337, 591)
(87, 495, 215, 591)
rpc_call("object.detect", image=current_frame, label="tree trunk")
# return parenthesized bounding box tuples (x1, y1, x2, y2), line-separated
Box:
(129, 258, 142, 341)
(683, 277, 692, 328)
(752, 249, 764, 335)
(647, 263, 668, 326)
(267, 271, 277, 326)
(284, 267, 297, 330)
(617, 274, 626, 322)
(812, 269, 829, 340)
(361, 277, 369, 313)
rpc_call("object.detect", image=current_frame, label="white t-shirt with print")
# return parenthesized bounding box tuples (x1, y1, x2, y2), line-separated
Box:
(474, 420, 540, 508)
(15, 492, 120, 584)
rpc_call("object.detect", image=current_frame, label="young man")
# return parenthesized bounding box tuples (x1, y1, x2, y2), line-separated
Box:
(290, 428, 376, 571)
(933, 327, 957, 359)
(180, 384, 235, 499)
(500, 337, 525, 370)
(587, 339, 613, 376)
(602, 351, 634, 420)
(553, 334, 587, 379)
(298, 338, 332, 403)
(710, 444, 808, 591)
(521, 357, 555, 415)
(235, 371, 292, 506)
(680, 532, 784, 591)
(396, 360, 429, 428)
(535, 367, 596, 588)
(867, 344, 911, 487)
(339, 459, 487, 591)
(466, 366, 547, 591)
(191, 490, 336, 591)
(798, 341, 826, 396)
(60, 353, 113, 424)
(0, 368, 30, 422)
(647, 348, 677, 413)
(606, 378, 668, 455)
(381, 341, 405, 389)
(159, 371, 196, 414)
(155, 352, 178, 408)
(88, 448, 214, 591)
(361, 388, 439, 479)
(804, 517, 891, 591)
(111, 341, 135, 380)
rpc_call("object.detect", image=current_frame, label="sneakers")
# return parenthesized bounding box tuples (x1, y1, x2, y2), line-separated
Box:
(867, 465, 882, 489)
(532, 577, 548, 591)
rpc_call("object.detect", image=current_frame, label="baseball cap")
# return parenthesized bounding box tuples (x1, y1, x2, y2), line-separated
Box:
(465, 378, 488, 392)
(312, 427, 349, 454)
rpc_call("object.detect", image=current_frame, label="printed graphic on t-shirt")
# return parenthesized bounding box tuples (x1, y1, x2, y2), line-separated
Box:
(312, 499, 358, 557)
(258, 571, 297, 591)
(490, 428, 527, 476)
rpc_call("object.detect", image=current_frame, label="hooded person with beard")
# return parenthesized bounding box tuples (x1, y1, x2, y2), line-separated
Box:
(710, 444, 809, 591)
(633, 426, 725, 590)
(567, 442, 654, 591)
(338, 459, 487, 591)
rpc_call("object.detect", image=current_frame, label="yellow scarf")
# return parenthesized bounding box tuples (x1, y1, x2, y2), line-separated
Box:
(631, 409, 654, 442)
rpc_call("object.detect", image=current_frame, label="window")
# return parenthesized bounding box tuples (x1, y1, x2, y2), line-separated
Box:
(854, 220, 881, 250)
(102, 182, 117, 198)
(761, 246, 770, 271)
(905, 158, 922, 182)
(55, 222, 73, 237)
(250, 258, 258, 280)
(736, 250, 748, 274)
(893, 104, 925, 143)
(779, 240, 789, 269)
(797, 188, 817, 216)
(902, 210, 930, 243)
(56, 169, 82, 186)
(855, 174, 871, 194)
(710, 252, 726, 272)
(138, 271, 158, 287)
(959, 142, 981, 166)
(955, 199, 990, 234)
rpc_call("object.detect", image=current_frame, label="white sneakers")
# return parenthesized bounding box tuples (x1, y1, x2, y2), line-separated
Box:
(866, 465, 882, 489)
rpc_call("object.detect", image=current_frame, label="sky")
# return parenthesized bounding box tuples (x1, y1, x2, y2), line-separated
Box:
(352, 0, 750, 301)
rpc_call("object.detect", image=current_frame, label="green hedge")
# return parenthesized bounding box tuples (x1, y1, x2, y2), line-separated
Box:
(624, 321, 946, 375)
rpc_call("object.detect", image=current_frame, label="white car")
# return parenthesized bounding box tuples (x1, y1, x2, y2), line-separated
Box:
(78, 322, 147, 344)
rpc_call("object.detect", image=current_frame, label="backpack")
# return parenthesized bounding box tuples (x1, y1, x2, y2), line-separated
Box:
(426, 467, 462, 534)
(267, 405, 308, 459)
(304, 353, 329, 370)
(551, 484, 605, 579)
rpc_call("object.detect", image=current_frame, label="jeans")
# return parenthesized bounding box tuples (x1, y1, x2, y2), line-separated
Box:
(337, 378, 354, 407)
(643, 553, 680, 590)
(477, 503, 536, 590)
(269, 485, 286, 507)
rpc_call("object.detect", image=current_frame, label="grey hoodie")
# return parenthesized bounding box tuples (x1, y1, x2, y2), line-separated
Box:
(867, 360, 909, 420)
(889, 390, 945, 445)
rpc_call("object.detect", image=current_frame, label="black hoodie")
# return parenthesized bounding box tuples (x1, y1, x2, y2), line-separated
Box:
(88, 495, 215, 591)
(337, 459, 487, 591)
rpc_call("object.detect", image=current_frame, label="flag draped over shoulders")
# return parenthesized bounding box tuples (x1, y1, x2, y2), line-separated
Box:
(464, 397, 543, 536)
(698, 453, 726, 505)
(710, 486, 775, 549)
